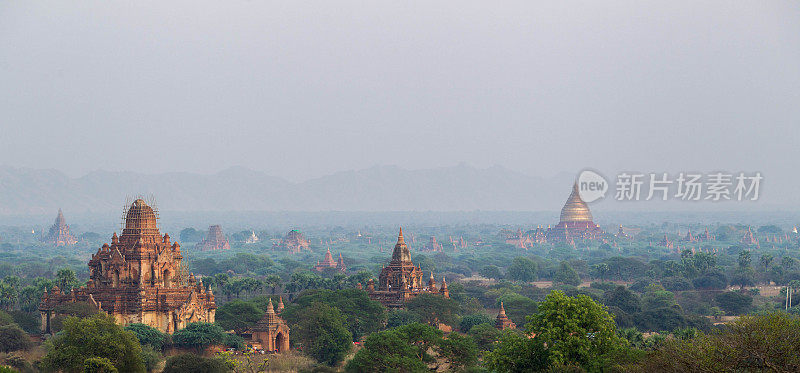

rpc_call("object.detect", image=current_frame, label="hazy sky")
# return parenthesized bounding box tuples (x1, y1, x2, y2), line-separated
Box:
(1, 1, 798, 182)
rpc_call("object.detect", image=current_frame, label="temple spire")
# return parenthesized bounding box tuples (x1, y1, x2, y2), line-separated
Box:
(391, 227, 412, 263)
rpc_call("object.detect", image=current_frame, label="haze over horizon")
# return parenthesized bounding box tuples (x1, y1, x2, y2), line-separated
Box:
(2, 1, 798, 182)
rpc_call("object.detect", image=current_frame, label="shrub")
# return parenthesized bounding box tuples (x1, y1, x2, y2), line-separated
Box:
(0, 325, 32, 353)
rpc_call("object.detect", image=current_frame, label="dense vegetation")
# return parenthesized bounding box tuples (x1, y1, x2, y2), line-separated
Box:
(0, 222, 799, 371)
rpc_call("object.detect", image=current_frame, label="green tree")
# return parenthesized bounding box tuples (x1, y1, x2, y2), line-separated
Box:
(292, 302, 352, 366)
(172, 322, 226, 352)
(635, 313, 800, 371)
(163, 354, 229, 373)
(738, 250, 751, 269)
(345, 323, 443, 373)
(485, 331, 549, 372)
(459, 314, 492, 333)
(0, 324, 31, 353)
(761, 253, 774, 273)
(387, 308, 421, 329)
(280, 288, 385, 341)
(40, 313, 145, 373)
(405, 293, 460, 327)
(56, 268, 80, 291)
(553, 262, 581, 286)
(480, 265, 502, 280)
(124, 323, 168, 350)
(604, 285, 641, 314)
(507, 258, 537, 282)
(716, 291, 753, 315)
(215, 299, 264, 332)
(438, 333, 479, 371)
(83, 357, 118, 373)
(468, 323, 503, 351)
(590, 263, 610, 282)
(782, 256, 797, 271)
(529, 290, 623, 370)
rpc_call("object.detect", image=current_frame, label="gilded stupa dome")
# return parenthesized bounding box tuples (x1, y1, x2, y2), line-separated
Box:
(559, 183, 593, 223)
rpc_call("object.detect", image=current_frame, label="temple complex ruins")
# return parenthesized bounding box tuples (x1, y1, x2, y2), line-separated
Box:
(42, 208, 77, 246)
(39, 199, 216, 334)
(274, 230, 311, 253)
(314, 248, 346, 273)
(368, 228, 449, 308)
(195, 225, 230, 251)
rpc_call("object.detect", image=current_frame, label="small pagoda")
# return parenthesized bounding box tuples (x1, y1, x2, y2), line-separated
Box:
(42, 209, 77, 246)
(314, 248, 346, 273)
(495, 301, 516, 330)
(249, 298, 290, 353)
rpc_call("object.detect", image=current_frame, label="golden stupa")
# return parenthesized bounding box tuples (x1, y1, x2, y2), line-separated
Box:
(559, 183, 593, 222)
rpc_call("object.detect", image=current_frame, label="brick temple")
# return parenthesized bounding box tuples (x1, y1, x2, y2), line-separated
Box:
(314, 248, 346, 273)
(195, 225, 230, 251)
(274, 230, 311, 253)
(368, 228, 449, 308)
(42, 208, 77, 246)
(39, 199, 216, 334)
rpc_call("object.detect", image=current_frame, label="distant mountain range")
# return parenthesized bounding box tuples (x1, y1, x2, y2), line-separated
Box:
(0, 165, 577, 215)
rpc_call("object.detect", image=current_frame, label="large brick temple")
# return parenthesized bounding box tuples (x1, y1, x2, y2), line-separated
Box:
(368, 228, 449, 308)
(39, 199, 216, 334)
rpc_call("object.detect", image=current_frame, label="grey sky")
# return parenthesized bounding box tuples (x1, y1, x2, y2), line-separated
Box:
(1, 1, 798, 182)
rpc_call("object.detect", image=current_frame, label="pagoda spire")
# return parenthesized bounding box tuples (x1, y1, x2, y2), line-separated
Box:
(391, 227, 412, 263)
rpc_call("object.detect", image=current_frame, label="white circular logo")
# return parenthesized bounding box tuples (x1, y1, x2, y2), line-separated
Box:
(577, 170, 608, 203)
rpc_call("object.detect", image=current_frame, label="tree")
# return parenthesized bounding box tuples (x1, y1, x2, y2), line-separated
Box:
(480, 265, 502, 280)
(345, 323, 445, 373)
(716, 292, 753, 315)
(83, 357, 118, 373)
(0, 324, 31, 353)
(738, 250, 752, 269)
(124, 323, 168, 350)
(386, 309, 421, 328)
(761, 253, 774, 273)
(468, 323, 503, 351)
(281, 288, 385, 341)
(40, 313, 145, 373)
(292, 302, 352, 366)
(590, 263, 610, 282)
(528, 291, 624, 370)
(507, 258, 537, 282)
(163, 354, 229, 373)
(604, 286, 641, 314)
(56, 268, 80, 291)
(484, 331, 549, 372)
(405, 293, 460, 327)
(553, 262, 581, 286)
(172, 322, 227, 352)
(215, 299, 264, 332)
(438, 332, 479, 371)
(782, 256, 797, 271)
(729, 267, 756, 289)
(459, 314, 492, 333)
(635, 313, 800, 371)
